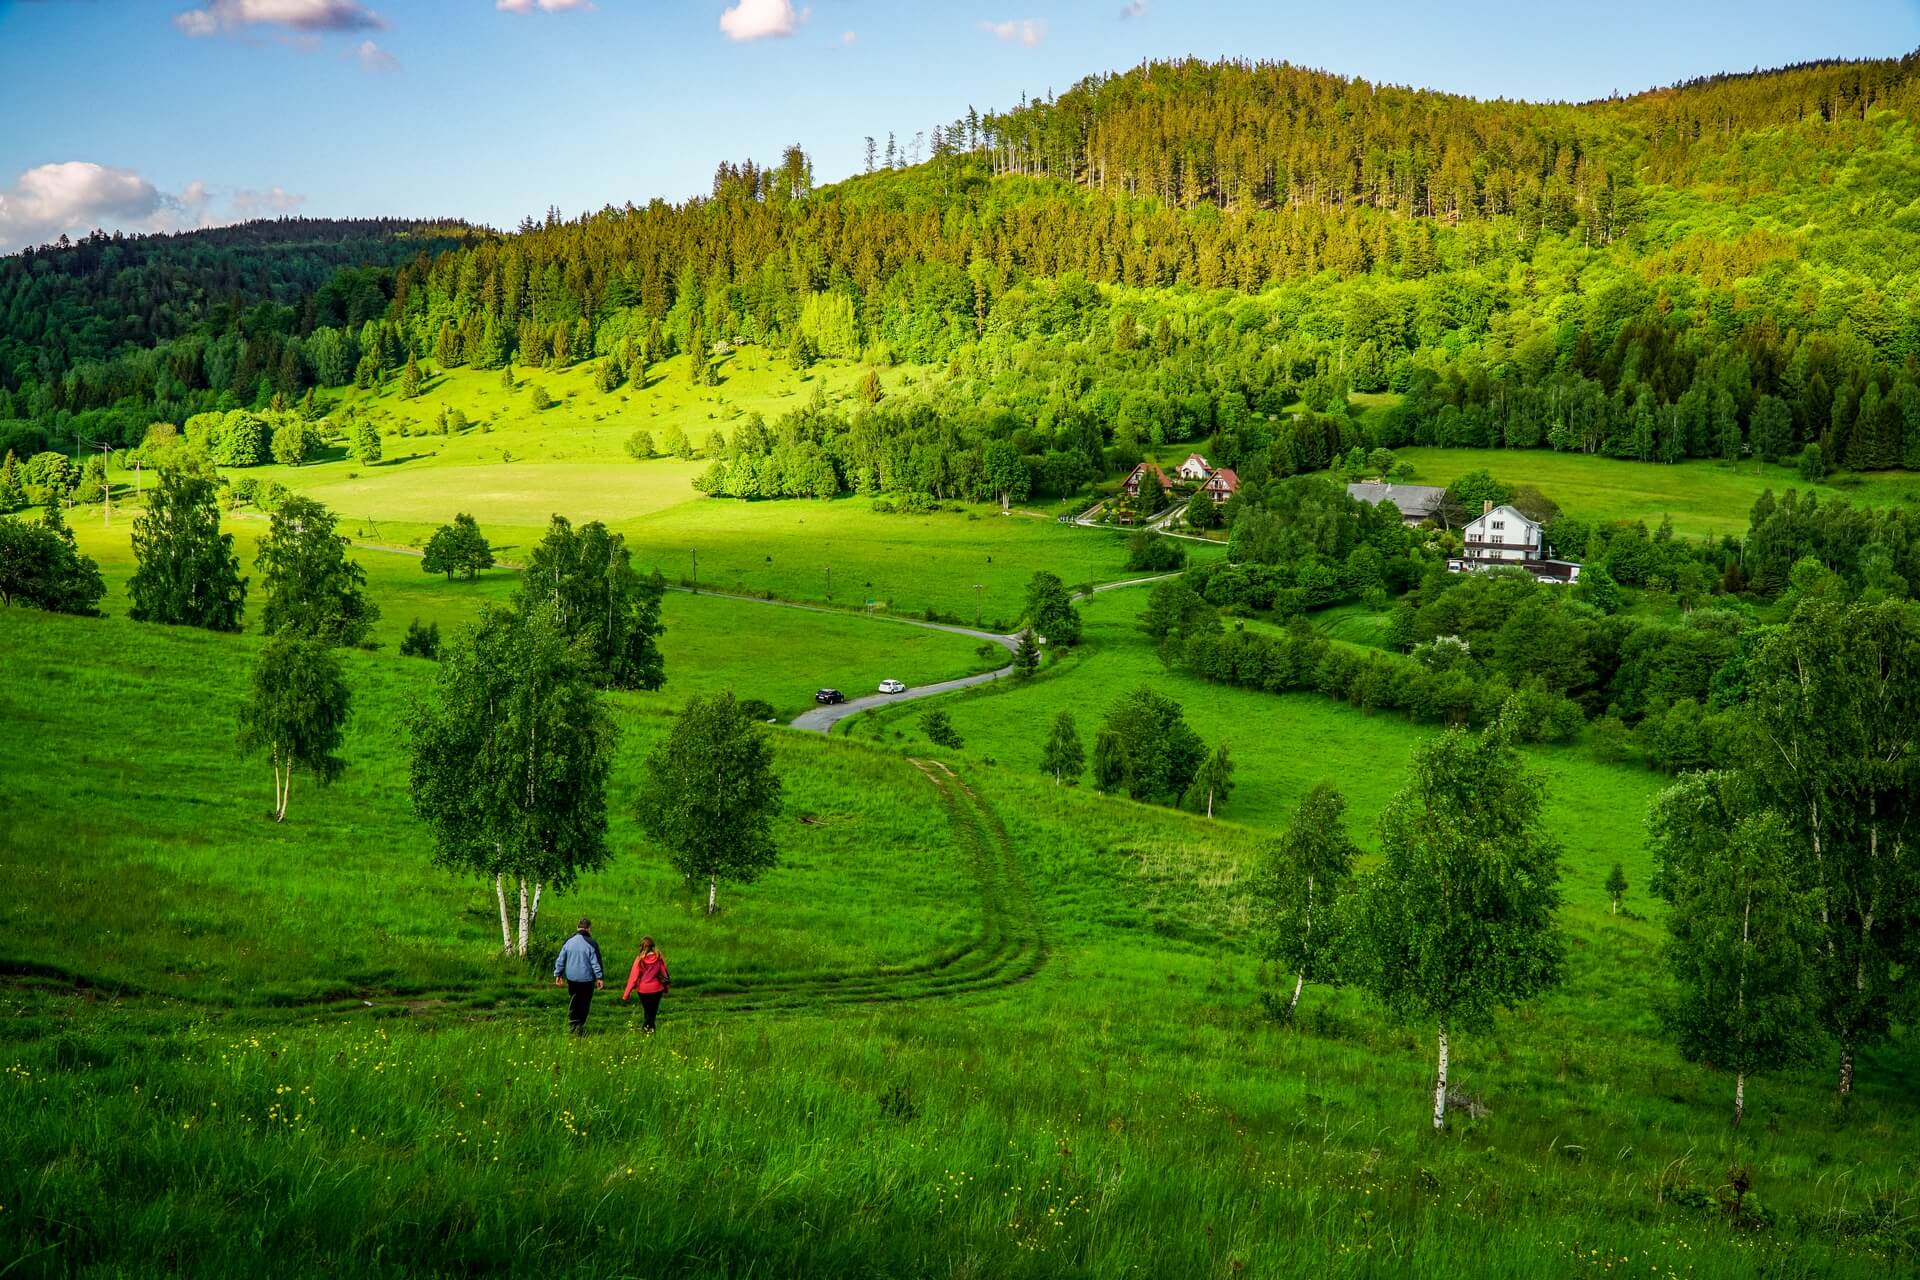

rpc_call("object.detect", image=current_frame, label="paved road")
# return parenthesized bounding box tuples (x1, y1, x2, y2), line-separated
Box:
(1071, 498, 1217, 544)
(788, 573, 1177, 734)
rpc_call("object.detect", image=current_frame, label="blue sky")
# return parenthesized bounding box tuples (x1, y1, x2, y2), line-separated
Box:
(1, 0, 1916, 251)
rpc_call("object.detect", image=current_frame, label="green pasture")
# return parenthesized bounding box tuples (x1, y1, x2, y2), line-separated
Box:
(2, 601, 1913, 1277)
(1377, 447, 1920, 539)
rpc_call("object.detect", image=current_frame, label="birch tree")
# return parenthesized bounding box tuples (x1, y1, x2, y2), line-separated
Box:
(408, 606, 615, 957)
(1039, 710, 1083, 784)
(128, 466, 246, 631)
(514, 515, 666, 691)
(236, 632, 350, 823)
(636, 691, 783, 915)
(1183, 742, 1234, 817)
(1257, 781, 1357, 1021)
(1356, 725, 1565, 1131)
(255, 496, 378, 647)
(1650, 774, 1819, 1125)
(1746, 597, 1920, 1098)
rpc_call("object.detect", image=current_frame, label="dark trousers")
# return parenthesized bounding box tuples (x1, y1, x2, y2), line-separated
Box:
(638, 991, 663, 1031)
(566, 980, 596, 1033)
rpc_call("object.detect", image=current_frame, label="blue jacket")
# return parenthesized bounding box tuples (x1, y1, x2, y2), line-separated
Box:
(553, 932, 604, 982)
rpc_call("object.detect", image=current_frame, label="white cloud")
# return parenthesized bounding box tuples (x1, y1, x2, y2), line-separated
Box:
(496, 0, 593, 12)
(979, 17, 1045, 46)
(838, 29, 855, 45)
(229, 186, 309, 220)
(173, 0, 386, 37)
(353, 37, 398, 70)
(719, 0, 807, 41)
(0, 163, 308, 254)
(1120, 0, 1146, 16)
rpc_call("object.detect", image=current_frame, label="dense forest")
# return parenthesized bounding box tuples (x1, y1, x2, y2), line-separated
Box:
(2, 55, 1918, 480)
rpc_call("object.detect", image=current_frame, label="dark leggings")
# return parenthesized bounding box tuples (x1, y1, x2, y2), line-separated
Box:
(639, 991, 663, 1031)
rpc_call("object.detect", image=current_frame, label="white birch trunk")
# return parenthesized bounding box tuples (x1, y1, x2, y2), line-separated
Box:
(1433, 1023, 1450, 1131)
(278, 761, 293, 823)
(528, 881, 543, 953)
(516, 877, 531, 957)
(1734, 1072, 1745, 1127)
(1286, 972, 1305, 1019)
(495, 874, 512, 956)
(707, 875, 718, 916)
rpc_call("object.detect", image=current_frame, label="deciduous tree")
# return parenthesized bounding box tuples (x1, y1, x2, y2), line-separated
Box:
(514, 515, 665, 690)
(237, 631, 350, 823)
(410, 606, 616, 956)
(636, 691, 783, 915)
(1355, 725, 1565, 1130)
(422, 512, 494, 581)
(128, 467, 246, 631)
(1258, 781, 1358, 1021)
(256, 496, 378, 646)
(1040, 709, 1083, 784)
(1025, 570, 1082, 646)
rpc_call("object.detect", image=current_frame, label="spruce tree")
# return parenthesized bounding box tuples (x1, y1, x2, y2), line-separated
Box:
(1013, 626, 1041, 676)
(0, 450, 26, 512)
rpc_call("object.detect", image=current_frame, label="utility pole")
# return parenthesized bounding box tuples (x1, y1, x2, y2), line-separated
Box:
(100, 440, 113, 527)
(974, 584, 983, 628)
(690, 549, 698, 594)
(825, 565, 832, 600)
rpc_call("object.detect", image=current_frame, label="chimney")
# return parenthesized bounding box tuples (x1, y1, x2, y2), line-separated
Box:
(1482, 499, 1493, 516)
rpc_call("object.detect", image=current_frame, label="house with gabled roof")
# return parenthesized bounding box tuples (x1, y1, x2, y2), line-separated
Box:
(1176, 453, 1212, 482)
(1200, 466, 1239, 504)
(1447, 501, 1582, 583)
(1122, 460, 1173, 499)
(1346, 481, 1446, 526)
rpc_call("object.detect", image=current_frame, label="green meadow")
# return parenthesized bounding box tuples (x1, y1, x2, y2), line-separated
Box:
(4, 534, 1915, 1276)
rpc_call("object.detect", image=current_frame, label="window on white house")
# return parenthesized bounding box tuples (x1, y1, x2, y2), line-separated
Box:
(1492, 520, 1505, 529)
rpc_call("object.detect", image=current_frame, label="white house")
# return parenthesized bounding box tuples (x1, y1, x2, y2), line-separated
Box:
(1448, 502, 1582, 583)
(1176, 453, 1213, 482)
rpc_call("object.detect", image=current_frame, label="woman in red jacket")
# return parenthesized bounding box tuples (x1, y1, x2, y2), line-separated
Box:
(621, 936, 670, 1033)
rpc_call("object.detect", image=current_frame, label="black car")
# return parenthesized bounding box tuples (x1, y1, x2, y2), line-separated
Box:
(814, 688, 846, 705)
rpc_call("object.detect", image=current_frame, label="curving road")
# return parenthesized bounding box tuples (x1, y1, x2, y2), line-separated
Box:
(787, 573, 1178, 734)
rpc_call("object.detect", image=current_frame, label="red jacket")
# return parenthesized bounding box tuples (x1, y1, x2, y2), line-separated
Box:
(622, 951, 669, 1000)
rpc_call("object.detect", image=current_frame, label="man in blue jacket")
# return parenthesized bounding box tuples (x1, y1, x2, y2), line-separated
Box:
(552, 917, 605, 1034)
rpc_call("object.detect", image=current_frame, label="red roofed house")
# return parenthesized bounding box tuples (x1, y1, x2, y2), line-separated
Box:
(1122, 461, 1173, 499)
(1201, 466, 1239, 504)
(1176, 453, 1212, 482)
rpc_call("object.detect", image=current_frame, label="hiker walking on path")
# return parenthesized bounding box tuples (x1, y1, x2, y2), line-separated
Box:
(622, 936, 670, 1033)
(552, 918, 605, 1034)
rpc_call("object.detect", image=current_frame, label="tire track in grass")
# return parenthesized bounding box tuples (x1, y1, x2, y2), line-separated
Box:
(683, 758, 1045, 1013)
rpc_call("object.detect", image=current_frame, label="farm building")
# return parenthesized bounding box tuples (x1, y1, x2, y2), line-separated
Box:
(1346, 481, 1446, 526)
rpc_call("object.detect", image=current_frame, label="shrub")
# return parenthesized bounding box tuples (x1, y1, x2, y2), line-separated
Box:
(399, 619, 441, 659)
(920, 709, 963, 749)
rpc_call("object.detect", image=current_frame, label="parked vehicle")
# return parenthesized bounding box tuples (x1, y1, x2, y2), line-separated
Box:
(878, 679, 906, 694)
(814, 688, 846, 705)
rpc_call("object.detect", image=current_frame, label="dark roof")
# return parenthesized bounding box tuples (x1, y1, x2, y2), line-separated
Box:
(1346, 482, 1446, 516)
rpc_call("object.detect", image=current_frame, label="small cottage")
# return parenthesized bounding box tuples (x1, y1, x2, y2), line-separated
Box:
(1123, 461, 1173, 499)
(1201, 467, 1240, 504)
(1346, 481, 1446, 526)
(1176, 453, 1212, 482)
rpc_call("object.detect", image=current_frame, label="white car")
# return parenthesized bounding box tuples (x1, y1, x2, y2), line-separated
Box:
(878, 678, 907, 694)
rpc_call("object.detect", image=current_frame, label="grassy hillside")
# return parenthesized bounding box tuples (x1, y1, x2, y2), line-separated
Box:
(4, 589, 1915, 1276)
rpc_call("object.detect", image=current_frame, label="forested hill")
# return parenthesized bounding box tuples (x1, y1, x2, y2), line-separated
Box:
(0, 217, 479, 387)
(3, 53, 1919, 477)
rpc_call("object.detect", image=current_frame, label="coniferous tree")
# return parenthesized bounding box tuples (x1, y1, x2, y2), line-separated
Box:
(401, 354, 422, 399)
(0, 450, 25, 512)
(1013, 626, 1041, 676)
(128, 468, 247, 631)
